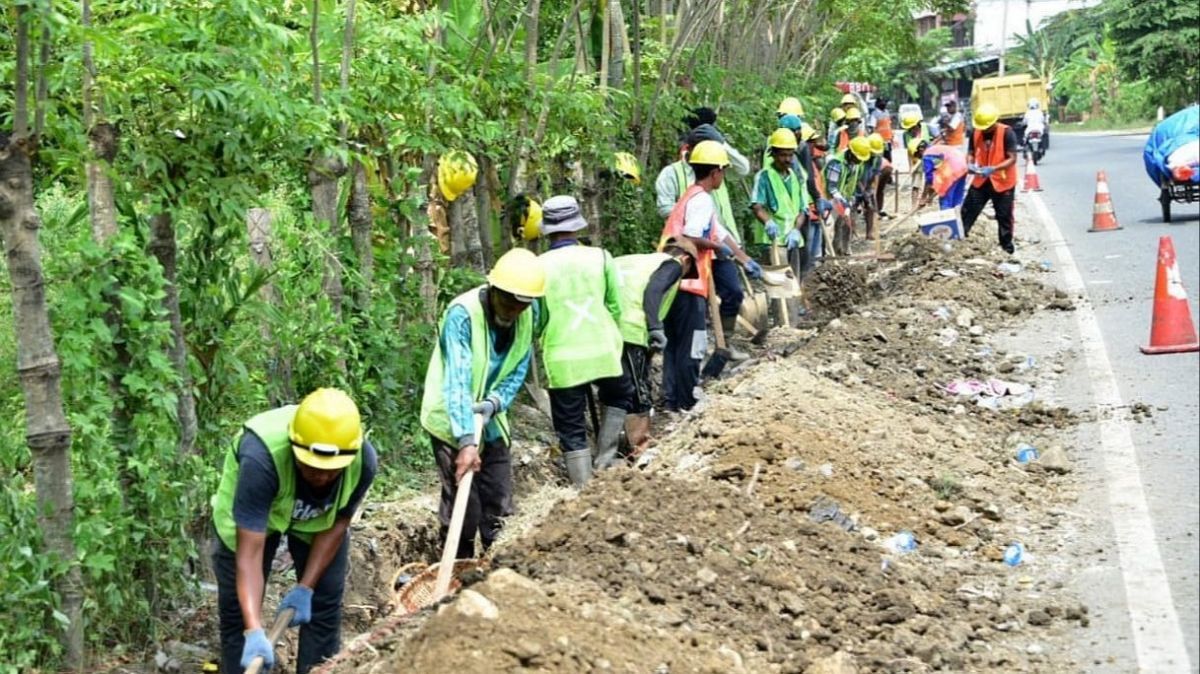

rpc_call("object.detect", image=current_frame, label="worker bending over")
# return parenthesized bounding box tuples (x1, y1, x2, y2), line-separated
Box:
(210, 388, 377, 673)
(824, 136, 872, 255)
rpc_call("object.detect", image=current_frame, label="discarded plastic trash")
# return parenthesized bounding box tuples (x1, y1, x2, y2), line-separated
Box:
(1015, 355, 1036, 371)
(1039, 260, 1053, 272)
(933, 306, 952, 320)
(938, 327, 960, 347)
(883, 531, 917, 555)
(945, 378, 1035, 410)
(1003, 542, 1025, 567)
(1015, 444, 1040, 464)
(808, 497, 857, 532)
(996, 262, 1023, 275)
(974, 346, 994, 358)
(818, 463, 834, 478)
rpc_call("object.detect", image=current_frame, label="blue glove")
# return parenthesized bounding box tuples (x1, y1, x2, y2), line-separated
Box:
(648, 328, 668, 351)
(979, 166, 995, 178)
(279, 585, 313, 627)
(967, 163, 980, 174)
(471, 396, 500, 424)
(785, 228, 803, 251)
(719, 244, 734, 259)
(818, 198, 833, 217)
(744, 259, 763, 280)
(240, 628, 275, 670)
(765, 221, 779, 240)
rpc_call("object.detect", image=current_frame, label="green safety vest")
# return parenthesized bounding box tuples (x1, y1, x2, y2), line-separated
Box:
(538, 245, 624, 388)
(825, 150, 864, 199)
(420, 287, 533, 446)
(614, 253, 678, 347)
(751, 164, 805, 245)
(211, 406, 365, 551)
(672, 162, 740, 245)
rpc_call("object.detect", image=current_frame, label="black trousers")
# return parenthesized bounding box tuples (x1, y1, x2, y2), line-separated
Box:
(213, 528, 349, 674)
(431, 434, 513, 559)
(549, 374, 634, 452)
(662, 291, 707, 411)
(961, 182, 1016, 254)
(711, 258, 744, 318)
(623, 343, 653, 414)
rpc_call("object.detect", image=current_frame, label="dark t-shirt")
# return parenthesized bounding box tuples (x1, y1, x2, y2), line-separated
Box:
(232, 432, 378, 534)
(968, 126, 1020, 159)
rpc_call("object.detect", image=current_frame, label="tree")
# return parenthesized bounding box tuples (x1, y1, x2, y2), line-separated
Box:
(1104, 0, 1200, 109)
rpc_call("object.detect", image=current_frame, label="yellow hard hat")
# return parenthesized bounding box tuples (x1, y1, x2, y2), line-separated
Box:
(521, 198, 543, 241)
(900, 112, 921, 130)
(687, 140, 730, 167)
(290, 388, 363, 471)
(848, 136, 873, 162)
(830, 107, 846, 122)
(973, 102, 1000, 130)
(768, 127, 798, 150)
(840, 93, 858, 106)
(614, 152, 641, 184)
(844, 107, 863, 122)
(867, 133, 885, 155)
(777, 97, 805, 117)
(799, 123, 819, 143)
(437, 150, 478, 202)
(487, 248, 546, 300)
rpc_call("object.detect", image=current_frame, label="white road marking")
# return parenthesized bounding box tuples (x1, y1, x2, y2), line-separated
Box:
(1088, 279, 1115, 285)
(1027, 191, 1192, 673)
(1105, 254, 1123, 260)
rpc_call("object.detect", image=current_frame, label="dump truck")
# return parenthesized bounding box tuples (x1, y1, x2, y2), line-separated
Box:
(970, 73, 1050, 150)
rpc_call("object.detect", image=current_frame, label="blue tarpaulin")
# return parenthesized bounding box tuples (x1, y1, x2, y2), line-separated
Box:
(1144, 105, 1200, 185)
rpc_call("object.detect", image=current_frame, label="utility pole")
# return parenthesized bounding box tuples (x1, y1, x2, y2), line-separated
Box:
(998, 0, 1009, 75)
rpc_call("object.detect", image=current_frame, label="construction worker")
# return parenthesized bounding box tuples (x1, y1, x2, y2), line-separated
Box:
(654, 123, 755, 359)
(837, 107, 866, 152)
(901, 112, 933, 202)
(211, 388, 377, 673)
(840, 92, 860, 115)
(752, 128, 810, 279)
(908, 138, 938, 208)
(824, 136, 873, 255)
(962, 103, 1019, 254)
(939, 98, 967, 153)
(775, 116, 830, 276)
(798, 123, 833, 273)
(507, 194, 543, 248)
(868, 98, 894, 162)
(536, 195, 632, 486)
(861, 133, 893, 238)
(826, 107, 846, 149)
(420, 248, 544, 561)
(658, 141, 762, 413)
(778, 96, 805, 122)
(603, 237, 699, 465)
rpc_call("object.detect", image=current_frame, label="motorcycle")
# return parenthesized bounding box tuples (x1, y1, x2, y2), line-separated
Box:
(1025, 130, 1045, 165)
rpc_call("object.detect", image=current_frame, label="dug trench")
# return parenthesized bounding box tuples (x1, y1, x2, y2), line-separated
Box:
(301, 225, 1093, 673)
(133, 218, 1091, 673)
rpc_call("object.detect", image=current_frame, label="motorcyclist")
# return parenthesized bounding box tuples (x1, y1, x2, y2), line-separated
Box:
(1022, 98, 1047, 151)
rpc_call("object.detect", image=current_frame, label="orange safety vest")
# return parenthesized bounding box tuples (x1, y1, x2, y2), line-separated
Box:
(877, 115, 894, 141)
(944, 116, 965, 146)
(659, 184, 716, 298)
(971, 122, 1017, 192)
(837, 126, 865, 152)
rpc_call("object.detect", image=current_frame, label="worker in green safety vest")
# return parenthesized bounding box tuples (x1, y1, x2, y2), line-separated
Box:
(751, 128, 810, 268)
(825, 135, 873, 256)
(420, 247, 545, 561)
(654, 121, 755, 361)
(536, 195, 632, 487)
(210, 388, 377, 673)
(602, 236, 698, 466)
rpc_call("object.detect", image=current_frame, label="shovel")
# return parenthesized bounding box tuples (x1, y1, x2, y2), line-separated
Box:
(433, 413, 486, 601)
(735, 264, 768, 343)
(244, 607, 297, 674)
(767, 243, 791, 328)
(701, 287, 731, 379)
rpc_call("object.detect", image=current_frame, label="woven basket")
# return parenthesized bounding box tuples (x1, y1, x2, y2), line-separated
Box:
(391, 559, 490, 615)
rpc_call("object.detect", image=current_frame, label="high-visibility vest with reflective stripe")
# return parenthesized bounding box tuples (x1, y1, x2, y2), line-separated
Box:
(673, 162, 740, 245)
(420, 287, 532, 445)
(211, 406, 365, 551)
(824, 150, 865, 198)
(837, 126, 865, 152)
(615, 253, 678, 346)
(751, 165, 806, 245)
(660, 184, 715, 298)
(538, 245, 624, 388)
(971, 123, 1017, 192)
(877, 115, 894, 141)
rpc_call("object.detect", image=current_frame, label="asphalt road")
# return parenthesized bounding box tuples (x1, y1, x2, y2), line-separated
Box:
(1033, 132, 1199, 672)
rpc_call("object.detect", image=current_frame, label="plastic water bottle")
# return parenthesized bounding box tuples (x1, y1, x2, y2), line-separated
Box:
(884, 531, 917, 554)
(1003, 542, 1025, 567)
(1015, 443, 1039, 464)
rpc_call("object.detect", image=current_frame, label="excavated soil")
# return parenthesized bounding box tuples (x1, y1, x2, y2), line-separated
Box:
(314, 229, 1088, 673)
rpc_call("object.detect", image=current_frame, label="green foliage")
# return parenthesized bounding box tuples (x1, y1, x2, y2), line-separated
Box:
(1104, 0, 1200, 109)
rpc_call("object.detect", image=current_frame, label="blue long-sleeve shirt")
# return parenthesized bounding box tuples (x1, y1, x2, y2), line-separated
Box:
(439, 291, 537, 448)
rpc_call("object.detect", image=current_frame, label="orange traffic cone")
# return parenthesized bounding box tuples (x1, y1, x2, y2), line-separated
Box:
(1022, 155, 1042, 192)
(1141, 236, 1200, 354)
(1089, 170, 1122, 232)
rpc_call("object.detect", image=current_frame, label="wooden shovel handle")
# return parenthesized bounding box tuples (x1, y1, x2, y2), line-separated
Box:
(433, 413, 485, 601)
(245, 607, 295, 674)
(707, 286, 726, 350)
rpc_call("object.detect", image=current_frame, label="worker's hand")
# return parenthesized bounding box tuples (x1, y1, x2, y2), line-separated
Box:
(278, 585, 313, 627)
(471, 396, 500, 425)
(817, 198, 833, 218)
(785, 228, 803, 251)
(978, 166, 995, 178)
(240, 628, 275, 670)
(966, 163, 980, 174)
(834, 196, 850, 214)
(648, 328, 668, 351)
(765, 221, 779, 240)
(719, 244, 734, 260)
(743, 259, 763, 280)
(455, 445, 481, 483)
